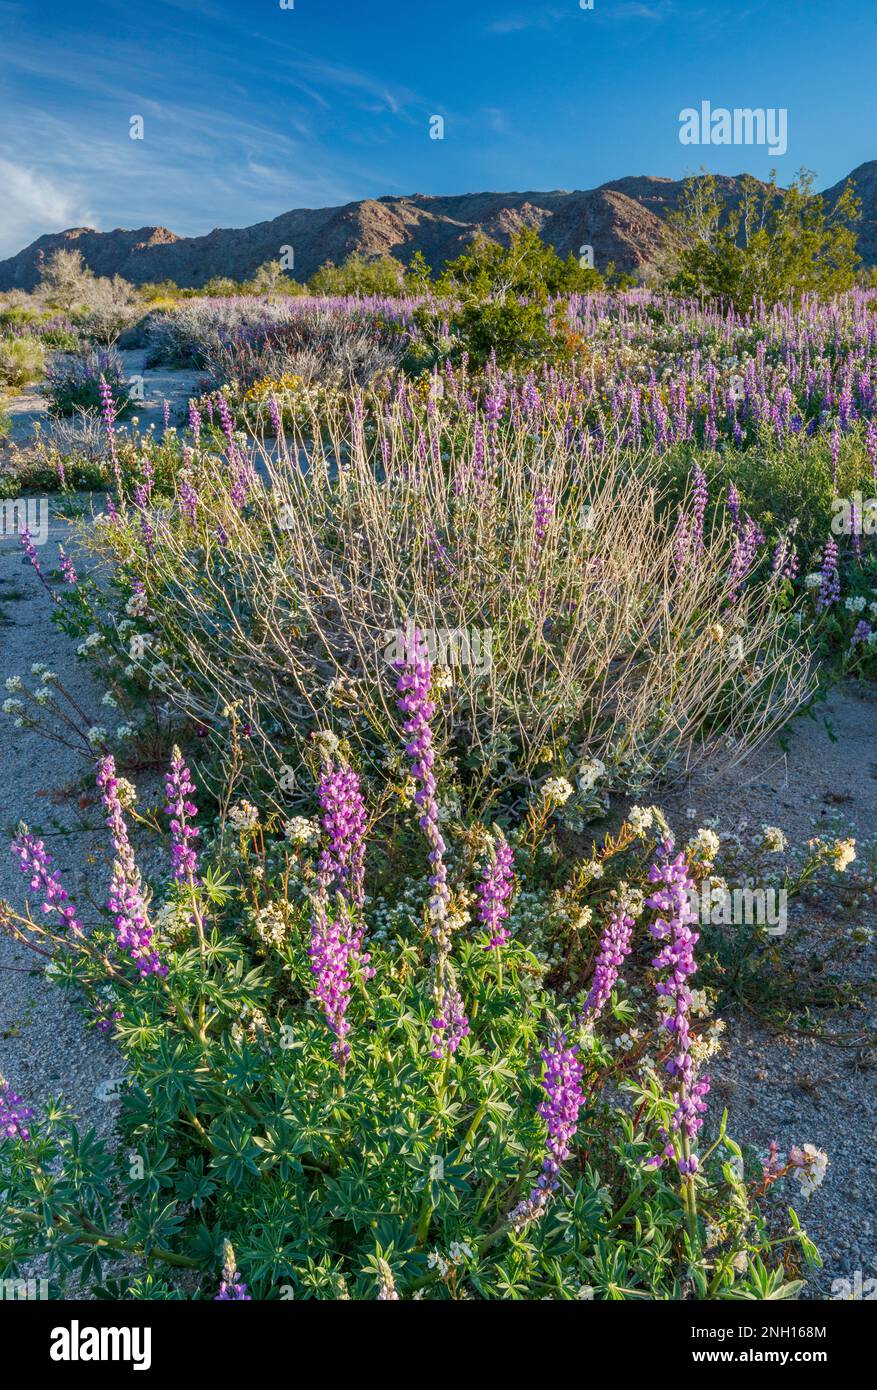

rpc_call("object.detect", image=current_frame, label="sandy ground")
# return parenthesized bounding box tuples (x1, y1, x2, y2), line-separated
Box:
(0, 504, 123, 1159)
(1, 347, 202, 458)
(658, 686, 877, 1298)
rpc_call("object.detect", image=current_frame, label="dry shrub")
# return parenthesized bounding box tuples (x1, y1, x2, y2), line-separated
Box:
(86, 393, 814, 813)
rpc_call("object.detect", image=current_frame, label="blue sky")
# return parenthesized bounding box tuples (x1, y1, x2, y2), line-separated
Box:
(1, 0, 876, 257)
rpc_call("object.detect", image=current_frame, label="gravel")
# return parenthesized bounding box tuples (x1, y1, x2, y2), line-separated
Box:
(659, 685, 877, 1298)
(0, 502, 124, 1157)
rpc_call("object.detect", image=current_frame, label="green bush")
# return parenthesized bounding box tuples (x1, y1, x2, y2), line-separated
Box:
(0, 737, 825, 1300)
(0, 335, 46, 390)
(42, 347, 129, 416)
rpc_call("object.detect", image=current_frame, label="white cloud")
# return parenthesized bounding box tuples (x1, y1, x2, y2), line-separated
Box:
(0, 157, 95, 257)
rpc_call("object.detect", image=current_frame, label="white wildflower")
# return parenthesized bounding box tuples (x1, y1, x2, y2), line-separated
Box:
(831, 838, 856, 872)
(628, 805, 654, 835)
(576, 757, 606, 794)
(543, 776, 574, 804)
(283, 816, 319, 847)
(229, 800, 259, 831)
(790, 1144, 829, 1199)
(761, 825, 787, 853)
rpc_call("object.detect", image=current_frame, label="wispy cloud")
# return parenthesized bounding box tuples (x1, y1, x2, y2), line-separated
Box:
(0, 157, 94, 257)
(485, 0, 674, 32)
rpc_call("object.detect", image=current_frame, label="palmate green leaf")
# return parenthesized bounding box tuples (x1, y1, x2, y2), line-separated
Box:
(128, 1196, 187, 1251)
(218, 1043, 266, 1094)
(250, 1123, 311, 1179)
(208, 1118, 262, 1188)
(174, 1155, 218, 1209)
(128, 1142, 177, 1197)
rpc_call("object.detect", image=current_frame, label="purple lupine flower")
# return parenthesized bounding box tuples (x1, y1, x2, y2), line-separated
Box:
(268, 395, 283, 439)
(816, 538, 841, 613)
(94, 1005, 123, 1035)
(771, 525, 799, 582)
(0, 1077, 33, 1142)
(57, 546, 77, 585)
(430, 981, 470, 1058)
(164, 746, 200, 883)
(308, 896, 352, 1065)
(849, 619, 872, 654)
(99, 374, 117, 435)
(188, 400, 202, 446)
(579, 903, 635, 1024)
(644, 853, 710, 1174)
(11, 830, 84, 937)
(394, 629, 449, 932)
(317, 764, 366, 910)
(179, 460, 199, 522)
(99, 375, 124, 496)
(690, 463, 708, 555)
(19, 527, 55, 600)
(214, 1242, 251, 1301)
(476, 832, 515, 949)
(533, 489, 555, 550)
(215, 392, 235, 446)
(316, 761, 372, 977)
(726, 482, 742, 536)
(97, 756, 165, 977)
(727, 516, 765, 602)
(511, 1035, 584, 1225)
(394, 628, 468, 1059)
(162, 399, 171, 435)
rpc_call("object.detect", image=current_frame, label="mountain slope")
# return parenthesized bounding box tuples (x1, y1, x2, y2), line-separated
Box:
(1, 165, 873, 292)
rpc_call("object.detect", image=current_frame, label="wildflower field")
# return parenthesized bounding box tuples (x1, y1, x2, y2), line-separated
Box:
(3, 252, 876, 1315)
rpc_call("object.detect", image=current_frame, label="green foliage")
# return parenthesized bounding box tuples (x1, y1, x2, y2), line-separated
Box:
(666, 169, 862, 308)
(421, 229, 603, 367)
(42, 346, 129, 416)
(307, 253, 411, 297)
(438, 228, 602, 302)
(0, 791, 820, 1300)
(0, 335, 46, 390)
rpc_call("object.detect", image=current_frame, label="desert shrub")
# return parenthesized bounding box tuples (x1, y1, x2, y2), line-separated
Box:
(36, 249, 138, 342)
(42, 347, 130, 416)
(0, 304, 40, 332)
(206, 307, 408, 395)
(665, 170, 861, 309)
(0, 406, 10, 439)
(0, 697, 826, 1298)
(75, 275, 140, 344)
(307, 252, 410, 297)
(38, 248, 98, 312)
(410, 229, 603, 369)
(34, 316, 80, 350)
(0, 335, 46, 390)
(82, 384, 812, 822)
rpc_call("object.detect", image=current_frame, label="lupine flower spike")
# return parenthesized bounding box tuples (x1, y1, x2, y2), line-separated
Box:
(214, 1240, 251, 1300)
(394, 627, 468, 1060)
